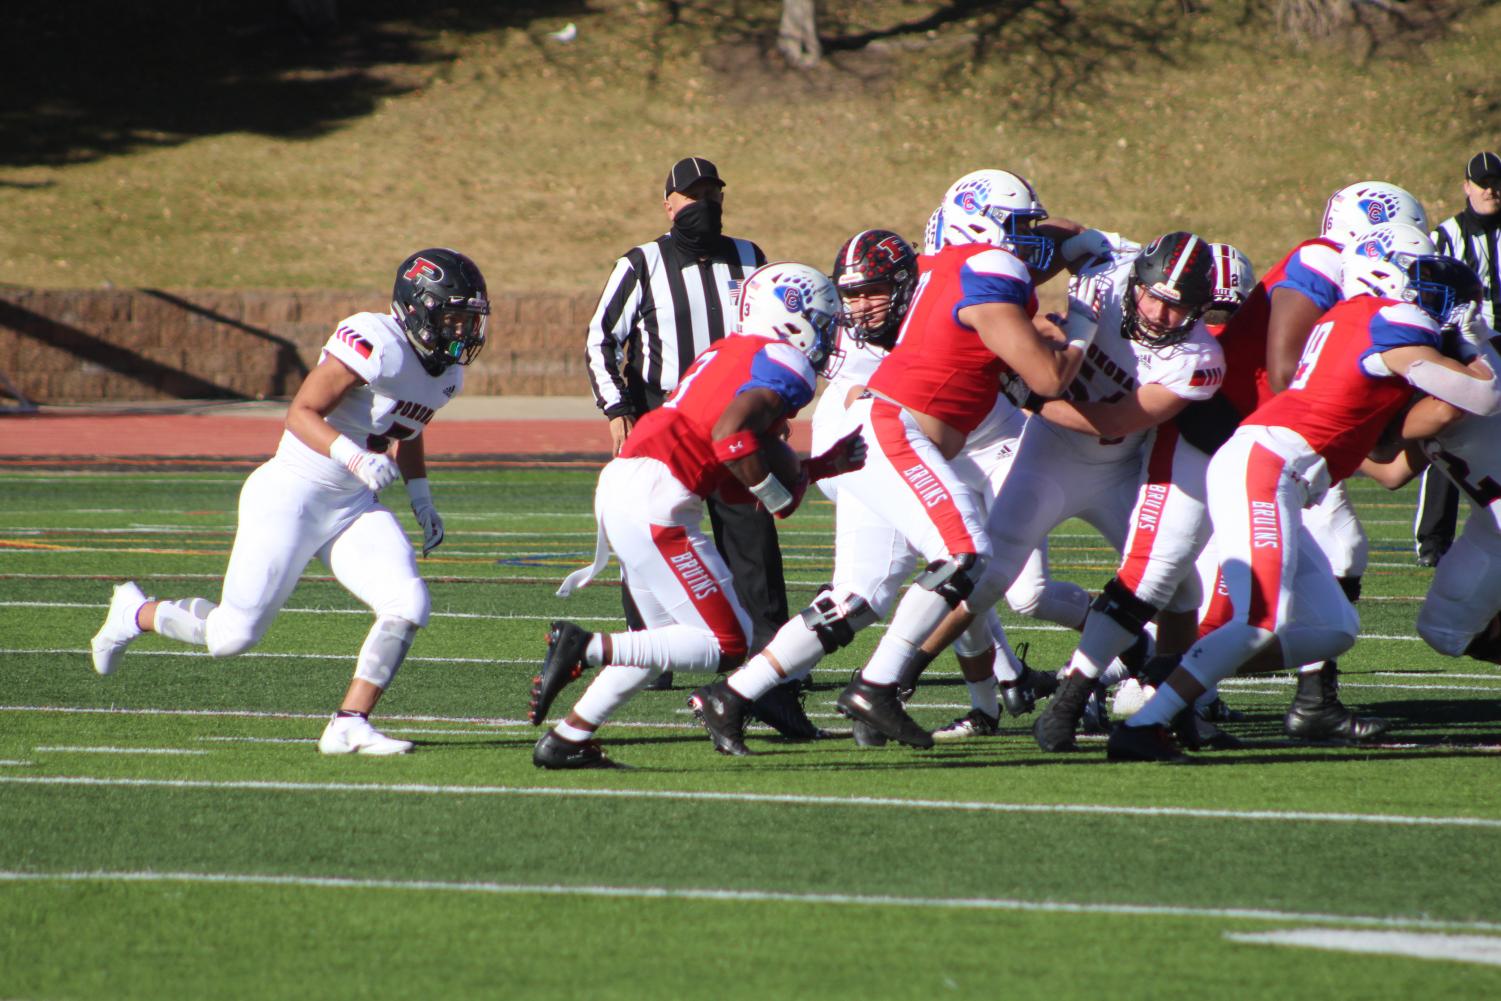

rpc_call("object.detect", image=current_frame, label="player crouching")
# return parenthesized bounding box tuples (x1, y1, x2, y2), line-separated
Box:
(529, 263, 867, 768)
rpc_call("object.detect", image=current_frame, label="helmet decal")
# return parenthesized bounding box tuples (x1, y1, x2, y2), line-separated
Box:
(402, 257, 445, 283)
(1360, 198, 1390, 225)
(776, 285, 804, 313)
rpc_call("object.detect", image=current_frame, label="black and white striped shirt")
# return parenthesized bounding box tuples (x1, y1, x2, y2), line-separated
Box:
(1433, 209, 1501, 327)
(585, 233, 765, 417)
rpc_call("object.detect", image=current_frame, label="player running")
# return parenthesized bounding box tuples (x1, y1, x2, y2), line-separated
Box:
(89, 249, 491, 755)
(529, 262, 866, 768)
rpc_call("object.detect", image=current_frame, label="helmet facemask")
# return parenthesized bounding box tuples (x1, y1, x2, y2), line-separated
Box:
(1122, 278, 1205, 348)
(397, 291, 490, 374)
(1405, 256, 1483, 328)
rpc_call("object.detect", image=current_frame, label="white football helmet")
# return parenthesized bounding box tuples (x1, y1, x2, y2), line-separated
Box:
(1208, 242, 1255, 310)
(738, 262, 843, 373)
(1320, 181, 1429, 245)
(1339, 222, 1438, 303)
(926, 169, 1053, 270)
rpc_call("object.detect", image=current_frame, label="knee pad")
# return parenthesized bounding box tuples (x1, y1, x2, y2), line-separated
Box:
(799, 591, 879, 654)
(1091, 577, 1159, 636)
(916, 553, 986, 609)
(953, 614, 996, 658)
(372, 577, 430, 628)
(204, 606, 266, 658)
(354, 615, 419, 689)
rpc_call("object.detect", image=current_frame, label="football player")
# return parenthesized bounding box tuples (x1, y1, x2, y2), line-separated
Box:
(1212, 182, 1430, 741)
(874, 232, 1228, 752)
(89, 249, 491, 755)
(692, 170, 1092, 753)
(531, 262, 867, 768)
(1355, 263, 1501, 665)
(1109, 240, 1501, 762)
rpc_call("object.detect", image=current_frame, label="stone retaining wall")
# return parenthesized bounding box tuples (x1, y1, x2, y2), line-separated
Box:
(0, 287, 599, 402)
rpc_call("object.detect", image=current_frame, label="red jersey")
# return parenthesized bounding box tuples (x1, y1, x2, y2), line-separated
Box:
(1246, 296, 1440, 484)
(866, 243, 1037, 435)
(1213, 236, 1342, 418)
(619, 334, 816, 498)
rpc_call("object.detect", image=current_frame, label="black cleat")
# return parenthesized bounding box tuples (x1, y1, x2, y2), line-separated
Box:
(851, 720, 889, 747)
(1283, 662, 1389, 743)
(1032, 670, 1096, 752)
(1199, 696, 1245, 724)
(1171, 707, 1242, 751)
(836, 675, 934, 748)
(999, 644, 1054, 716)
(749, 681, 828, 740)
(643, 669, 674, 691)
(1106, 722, 1190, 763)
(533, 730, 616, 769)
(529, 621, 591, 726)
(688, 681, 752, 756)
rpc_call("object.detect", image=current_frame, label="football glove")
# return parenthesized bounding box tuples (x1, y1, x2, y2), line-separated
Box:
(329, 435, 400, 493)
(406, 477, 445, 556)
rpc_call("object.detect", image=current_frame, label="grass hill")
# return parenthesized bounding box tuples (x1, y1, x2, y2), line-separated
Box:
(3, 1, 1497, 295)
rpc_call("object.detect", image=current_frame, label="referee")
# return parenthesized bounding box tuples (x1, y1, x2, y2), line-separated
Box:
(584, 156, 819, 737)
(1414, 151, 1501, 566)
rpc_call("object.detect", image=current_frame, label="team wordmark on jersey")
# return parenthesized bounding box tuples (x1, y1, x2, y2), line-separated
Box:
(335, 326, 374, 359)
(393, 400, 436, 427)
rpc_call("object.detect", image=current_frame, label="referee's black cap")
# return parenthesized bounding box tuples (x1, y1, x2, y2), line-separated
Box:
(1466, 151, 1501, 186)
(665, 156, 725, 198)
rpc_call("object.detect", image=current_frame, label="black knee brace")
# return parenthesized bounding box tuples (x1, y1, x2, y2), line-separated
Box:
(916, 553, 982, 608)
(1091, 576, 1159, 636)
(1337, 575, 1362, 604)
(800, 593, 872, 654)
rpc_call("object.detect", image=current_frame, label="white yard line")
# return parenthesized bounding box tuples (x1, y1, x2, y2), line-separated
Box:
(0, 759, 34, 767)
(3, 774, 1499, 830)
(0, 869, 1496, 934)
(1224, 929, 1501, 967)
(33, 746, 209, 756)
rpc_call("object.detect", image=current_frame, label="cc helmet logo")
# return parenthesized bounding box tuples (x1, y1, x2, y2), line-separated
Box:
(1360, 198, 1390, 224)
(1355, 237, 1386, 258)
(403, 257, 445, 282)
(776, 284, 804, 312)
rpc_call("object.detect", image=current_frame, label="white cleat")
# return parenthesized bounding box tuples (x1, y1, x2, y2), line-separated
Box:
(1110, 678, 1156, 719)
(91, 581, 147, 676)
(318, 714, 414, 756)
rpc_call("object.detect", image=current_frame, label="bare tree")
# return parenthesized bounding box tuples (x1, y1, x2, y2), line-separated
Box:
(778, 0, 822, 67)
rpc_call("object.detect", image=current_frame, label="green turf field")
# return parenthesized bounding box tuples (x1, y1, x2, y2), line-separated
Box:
(2, 466, 1499, 1000)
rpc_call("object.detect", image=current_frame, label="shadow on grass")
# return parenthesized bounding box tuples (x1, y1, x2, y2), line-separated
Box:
(4, 2, 588, 167)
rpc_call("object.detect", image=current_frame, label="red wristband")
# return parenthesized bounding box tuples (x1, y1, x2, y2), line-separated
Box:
(712, 430, 761, 463)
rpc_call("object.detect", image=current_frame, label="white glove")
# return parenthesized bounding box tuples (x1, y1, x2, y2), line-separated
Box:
(406, 477, 445, 556)
(1457, 301, 1497, 349)
(329, 435, 400, 493)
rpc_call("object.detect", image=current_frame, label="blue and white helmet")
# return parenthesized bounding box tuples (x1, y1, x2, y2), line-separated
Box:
(925, 169, 1053, 270)
(1339, 222, 1440, 307)
(738, 262, 843, 373)
(1321, 181, 1429, 245)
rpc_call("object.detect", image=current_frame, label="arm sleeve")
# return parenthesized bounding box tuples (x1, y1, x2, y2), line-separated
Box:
(585, 254, 645, 415)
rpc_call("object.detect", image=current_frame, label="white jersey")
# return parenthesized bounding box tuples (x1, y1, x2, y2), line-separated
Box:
(1424, 411, 1501, 532)
(1054, 253, 1225, 458)
(274, 311, 464, 488)
(812, 328, 892, 475)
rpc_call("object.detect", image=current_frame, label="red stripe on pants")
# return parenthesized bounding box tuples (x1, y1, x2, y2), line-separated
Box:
(870, 400, 977, 555)
(1244, 443, 1287, 631)
(1118, 424, 1179, 591)
(1198, 565, 1232, 638)
(649, 523, 747, 659)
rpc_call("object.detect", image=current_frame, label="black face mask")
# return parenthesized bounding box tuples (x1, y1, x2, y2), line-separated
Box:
(671, 200, 723, 256)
